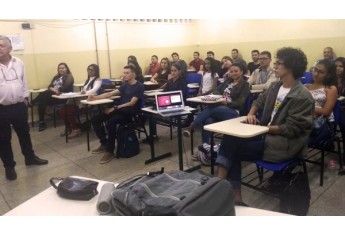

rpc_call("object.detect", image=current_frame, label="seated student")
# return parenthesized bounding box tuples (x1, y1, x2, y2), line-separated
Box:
(247, 50, 260, 75)
(146, 55, 160, 76)
(128, 60, 144, 83)
(247, 51, 278, 91)
(150, 57, 171, 87)
(171, 52, 187, 78)
(188, 51, 204, 74)
(59, 64, 102, 139)
(335, 57, 345, 174)
(145, 63, 187, 142)
(198, 57, 219, 96)
(183, 63, 250, 147)
(89, 65, 144, 164)
(216, 47, 314, 206)
(305, 59, 338, 165)
(29, 62, 74, 131)
(207, 51, 222, 75)
(219, 56, 233, 79)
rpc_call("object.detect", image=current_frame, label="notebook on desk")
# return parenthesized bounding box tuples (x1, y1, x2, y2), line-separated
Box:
(155, 90, 186, 117)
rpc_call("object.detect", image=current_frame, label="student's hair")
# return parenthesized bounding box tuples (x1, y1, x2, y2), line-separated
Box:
(0, 35, 12, 49)
(127, 55, 137, 63)
(128, 60, 143, 76)
(84, 64, 100, 89)
(335, 57, 345, 95)
(204, 57, 217, 78)
(230, 62, 245, 73)
(251, 50, 260, 55)
(276, 47, 307, 79)
(260, 51, 271, 59)
(57, 62, 71, 75)
(207, 51, 215, 56)
(171, 62, 182, 71)
(221, 56, 233, 63)
(315, 59, 337, 87)
(158, 57, 171, 74)
(151, 55, 158, 60)
(231, 49, 239, 53)
(171, 52, 179, 57)
(124, 64, 137, 75)
(194, 51, 200, 56)
(87, 64, 100, 78)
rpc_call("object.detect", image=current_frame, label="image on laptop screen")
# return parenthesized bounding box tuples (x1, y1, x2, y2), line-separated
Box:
(155, 90, 184, 113)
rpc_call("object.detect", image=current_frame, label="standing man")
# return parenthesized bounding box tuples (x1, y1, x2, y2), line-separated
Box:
(247, 50, 260, 75)
(0, 35, 48, 181)
(89, 64, 144, 164)
(247, 51, 278, 91)
(147, 55, 160, 76)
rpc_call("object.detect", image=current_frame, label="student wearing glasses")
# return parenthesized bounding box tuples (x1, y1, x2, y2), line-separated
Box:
(216, 47, 314, 206)
(0, 35, 48, 181)
(247, 51, 278, 91)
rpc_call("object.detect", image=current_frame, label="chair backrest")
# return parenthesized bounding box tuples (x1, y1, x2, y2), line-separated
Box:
(300, 72, 313, 84)
(187, 73, 202, 84)
(99, 78, 115, 94)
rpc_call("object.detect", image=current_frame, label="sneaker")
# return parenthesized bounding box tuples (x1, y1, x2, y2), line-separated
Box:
(183, 129, 191, 137)
(5, 168, 17, 181)
(100, 152, 114, 164)
(68, 129, 81, 139)
(92, 144, 107, 154)
(38, 122, 46, 132)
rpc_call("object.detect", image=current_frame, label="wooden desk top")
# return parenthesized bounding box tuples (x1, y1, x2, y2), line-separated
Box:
(80, 99, 114, 105)
(203, 116, 269, 138)
(187, 95, 225, 104)
(29, 88, 47, 93)
(52, 93, 90, 99)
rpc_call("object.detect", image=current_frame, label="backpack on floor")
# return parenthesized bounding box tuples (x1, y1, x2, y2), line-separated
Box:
(111, 170, 235, 216)
(116, 124, 140, 158)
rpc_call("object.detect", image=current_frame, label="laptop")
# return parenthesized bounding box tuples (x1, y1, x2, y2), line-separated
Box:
(155, 90, 186, 117)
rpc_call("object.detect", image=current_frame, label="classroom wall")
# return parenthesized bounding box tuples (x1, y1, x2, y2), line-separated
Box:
(1, 19, 345, 89)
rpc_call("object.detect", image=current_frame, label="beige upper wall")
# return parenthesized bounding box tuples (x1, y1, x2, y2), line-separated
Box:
(1, 19, 345, 88)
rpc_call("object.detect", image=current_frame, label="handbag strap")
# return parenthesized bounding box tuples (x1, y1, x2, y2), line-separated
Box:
(49, 177, 65, 189)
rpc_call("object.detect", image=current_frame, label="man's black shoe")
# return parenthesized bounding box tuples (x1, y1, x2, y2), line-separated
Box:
(38, 122, 46, 132)
(25, 156, 48, 166)
(5, 168, 17, 180)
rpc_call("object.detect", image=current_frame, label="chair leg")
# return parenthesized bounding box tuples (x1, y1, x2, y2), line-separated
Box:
(53, 107, 57, 128)
(320, 149, 324, 186)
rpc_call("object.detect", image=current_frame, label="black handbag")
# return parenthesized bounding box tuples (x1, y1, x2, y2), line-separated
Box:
(49, 177, 99, 201)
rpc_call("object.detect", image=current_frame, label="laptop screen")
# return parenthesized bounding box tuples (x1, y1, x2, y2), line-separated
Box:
(155, 90, 184, 113)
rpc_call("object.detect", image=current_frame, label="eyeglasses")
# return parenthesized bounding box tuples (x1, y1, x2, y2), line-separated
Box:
(259, 58, 270, 61)
(1, 68, 19, 81)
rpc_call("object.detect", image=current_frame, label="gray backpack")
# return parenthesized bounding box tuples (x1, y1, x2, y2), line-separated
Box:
(111, 170, 235, 216)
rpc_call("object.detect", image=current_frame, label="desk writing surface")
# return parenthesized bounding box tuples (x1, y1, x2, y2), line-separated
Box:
(52, 93, 90, 99)
(250, 89, 263, 94)
(187, 83, 200, 89)
(187, 95, 225, 104)
(80, 99, 114, 105)
(204, 116, 269, 138)
(338, 96, 345, 101)
(4, 175, 289, 216)
(29, 88, 47, 93)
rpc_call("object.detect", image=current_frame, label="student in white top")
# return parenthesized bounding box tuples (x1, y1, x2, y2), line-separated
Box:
(59, 64, 102, 139)
(199, 57, 219, 96)
(0, 35, 48, 181)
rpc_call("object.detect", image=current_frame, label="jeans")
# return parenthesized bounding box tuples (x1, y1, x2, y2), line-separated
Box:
(192, 105, 239, 144)
(216, 135, 265, 189)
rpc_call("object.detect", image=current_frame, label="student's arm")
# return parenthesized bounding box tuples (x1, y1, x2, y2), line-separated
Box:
(315, 86, 338, 117)
(150, 72, 158, 83)
(85, 78, 102, 94)
(59, 74, 74, 93)
(87, 89, 120, 101)
(251, 72, 279, 90)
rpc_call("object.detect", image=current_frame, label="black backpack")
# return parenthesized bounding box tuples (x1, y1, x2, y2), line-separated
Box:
(116, 124, 140, 158)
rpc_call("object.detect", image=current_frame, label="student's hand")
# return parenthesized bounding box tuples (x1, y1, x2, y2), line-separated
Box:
(246, 114, 259, 125)
(80, 89, 86, 94)
(104, 107, 114, 115)
(150, 78, 157, 83)
(87, 95, 95, 101)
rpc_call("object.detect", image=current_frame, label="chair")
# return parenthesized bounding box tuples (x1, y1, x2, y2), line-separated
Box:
(305, 100, 343, 186)
(52, 86, 74, 128)
(99, 78, 115, 94)
(300, 72, 313, 84)
(186, 73, 202, 98)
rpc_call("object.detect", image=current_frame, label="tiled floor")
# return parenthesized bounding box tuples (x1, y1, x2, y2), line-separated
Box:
(0, 117, 344, 216)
